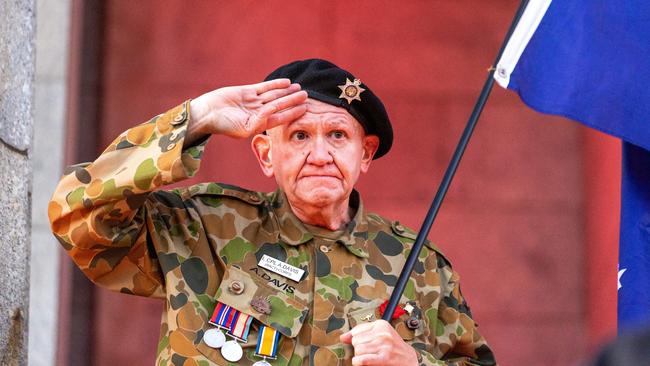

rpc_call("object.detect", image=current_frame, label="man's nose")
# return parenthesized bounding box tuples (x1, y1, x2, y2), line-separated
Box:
(306, 136, 334, 165)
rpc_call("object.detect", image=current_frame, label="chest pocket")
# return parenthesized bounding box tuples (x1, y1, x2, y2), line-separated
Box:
(197, 265, 309, 365)
(214, 265, 309, 337)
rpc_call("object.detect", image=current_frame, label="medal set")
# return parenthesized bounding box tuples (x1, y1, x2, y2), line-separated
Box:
(203, 301, 280, 364)
(203, 256, 304, 363)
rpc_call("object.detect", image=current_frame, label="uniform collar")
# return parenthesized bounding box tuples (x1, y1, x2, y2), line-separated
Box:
(269, 189, 370, 258)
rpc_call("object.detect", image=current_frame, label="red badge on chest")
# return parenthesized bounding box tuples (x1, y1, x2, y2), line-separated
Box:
(379, 300, 406, 320)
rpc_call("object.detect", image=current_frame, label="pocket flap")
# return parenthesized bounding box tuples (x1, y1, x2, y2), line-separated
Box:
(214, 266, 309, 338)
(347, 300, 424, 341)
(347, 300, 383, 329)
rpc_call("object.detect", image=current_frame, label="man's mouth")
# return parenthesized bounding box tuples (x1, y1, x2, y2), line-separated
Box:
(299, 173, 341, 180)
(301, 175, 338, 179)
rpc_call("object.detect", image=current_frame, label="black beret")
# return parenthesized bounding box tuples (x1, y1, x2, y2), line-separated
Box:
(264, 59, 393, 159)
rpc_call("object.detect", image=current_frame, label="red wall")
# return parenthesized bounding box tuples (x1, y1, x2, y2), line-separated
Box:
(82, 1, 619, 365)
(583, 129, 620, 349)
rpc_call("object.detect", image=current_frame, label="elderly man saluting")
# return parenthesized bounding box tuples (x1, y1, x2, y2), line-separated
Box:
(49, 59, 496, 366)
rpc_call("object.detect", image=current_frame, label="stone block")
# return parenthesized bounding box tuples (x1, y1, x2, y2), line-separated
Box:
(0, 0, 36, 152)
(0, 144, 31, 364)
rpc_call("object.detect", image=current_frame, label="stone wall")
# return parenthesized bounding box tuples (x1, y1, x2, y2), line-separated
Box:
(0, 0, 36, 365)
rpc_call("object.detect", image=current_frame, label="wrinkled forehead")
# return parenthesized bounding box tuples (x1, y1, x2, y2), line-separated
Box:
(270, 98, 365, 135)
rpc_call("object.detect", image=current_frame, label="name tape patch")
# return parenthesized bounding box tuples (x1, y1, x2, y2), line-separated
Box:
(257, 254, 305, 282)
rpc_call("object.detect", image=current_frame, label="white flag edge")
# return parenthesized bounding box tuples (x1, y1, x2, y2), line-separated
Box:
(494, 0, 553, 88)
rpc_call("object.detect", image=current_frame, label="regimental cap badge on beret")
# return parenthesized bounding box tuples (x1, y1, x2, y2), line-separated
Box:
(338, 78, 365, 104)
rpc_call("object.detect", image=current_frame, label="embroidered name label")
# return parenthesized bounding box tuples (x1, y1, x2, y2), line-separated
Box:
(257, 254, 305, 282)
(249, 267, 295, 294)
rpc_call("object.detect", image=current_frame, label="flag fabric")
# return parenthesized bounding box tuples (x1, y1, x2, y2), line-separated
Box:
(493, 0, 650, 330)
(619, 144, 650, 330)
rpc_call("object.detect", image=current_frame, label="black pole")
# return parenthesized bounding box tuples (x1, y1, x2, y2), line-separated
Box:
(382, 0, 531, 321)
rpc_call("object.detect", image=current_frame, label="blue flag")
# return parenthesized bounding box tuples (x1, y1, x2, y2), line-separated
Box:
(494, 0, 650, 330)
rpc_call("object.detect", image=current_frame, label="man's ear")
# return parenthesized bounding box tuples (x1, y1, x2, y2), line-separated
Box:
(251, 134, 274, 178)
(360, 135, 379, 173)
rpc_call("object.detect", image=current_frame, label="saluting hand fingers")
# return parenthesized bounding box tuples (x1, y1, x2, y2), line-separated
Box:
(258, 83, 302, 103)
(253, 78, 292, 94)
(257, 90, 308, 120)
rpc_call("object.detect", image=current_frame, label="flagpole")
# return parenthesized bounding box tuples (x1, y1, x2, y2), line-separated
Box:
(382, 0, 531, 321)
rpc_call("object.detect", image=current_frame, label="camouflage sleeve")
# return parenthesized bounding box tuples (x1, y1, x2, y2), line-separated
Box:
(48, 101, 206, 298)
(419, 256, 497, 366)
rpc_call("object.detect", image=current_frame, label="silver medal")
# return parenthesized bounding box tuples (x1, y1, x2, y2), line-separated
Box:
(203, 328, 226, 349)
(221, 339, 243, 362)
(253, 360, 272, 366)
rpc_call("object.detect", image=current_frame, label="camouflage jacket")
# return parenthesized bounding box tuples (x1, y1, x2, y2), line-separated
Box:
(49, 101, 496, 366)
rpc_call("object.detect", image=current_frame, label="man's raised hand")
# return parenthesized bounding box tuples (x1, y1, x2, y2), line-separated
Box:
(185, 79, 308, 145)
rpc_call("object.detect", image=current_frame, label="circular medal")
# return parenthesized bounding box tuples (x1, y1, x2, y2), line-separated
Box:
(253, 360, 272, 366)
(221, 340, 243, 362)
(203, 328, 226, 348)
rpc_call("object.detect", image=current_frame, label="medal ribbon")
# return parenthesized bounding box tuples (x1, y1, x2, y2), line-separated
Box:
(209, 302, 237, 329)
(255, 325, 280, 359)
(209, 302, 254, 341)
(228, 311, 254, 341)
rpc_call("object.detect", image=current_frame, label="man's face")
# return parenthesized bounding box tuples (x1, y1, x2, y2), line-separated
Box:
(253, 98, 379, 209)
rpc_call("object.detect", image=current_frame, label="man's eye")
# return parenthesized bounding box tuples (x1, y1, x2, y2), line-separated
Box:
(331, 131, 346, 139)
(292, 131, 307, 141)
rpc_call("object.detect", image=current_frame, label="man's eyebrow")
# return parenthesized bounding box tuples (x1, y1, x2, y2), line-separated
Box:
(325, 118, 351, 126)
(287, 119, 352, 129)
(323, 118, 358, 131)
(284, 113, 354, 130)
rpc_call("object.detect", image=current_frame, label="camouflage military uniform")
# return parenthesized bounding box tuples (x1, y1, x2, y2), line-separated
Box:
(49, 101, 496, 366)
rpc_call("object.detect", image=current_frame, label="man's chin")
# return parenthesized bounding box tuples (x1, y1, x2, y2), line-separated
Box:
(293, 188, 346, 207)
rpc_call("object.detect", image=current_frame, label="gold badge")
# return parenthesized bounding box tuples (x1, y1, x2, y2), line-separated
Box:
(360, 313, 373, 322)
(338, 78, 365, 104)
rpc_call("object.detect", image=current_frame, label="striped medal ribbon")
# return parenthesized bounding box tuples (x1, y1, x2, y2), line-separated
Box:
(209, 302, 238, 329)
(228, 311, 254, 342)
(203, 301, 234, 349)
(220, 308, 254, 362)
(253, 325, 281, 366)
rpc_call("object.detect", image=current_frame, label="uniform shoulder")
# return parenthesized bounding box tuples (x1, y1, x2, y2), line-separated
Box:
(366, 212, 452, 265)
(152, 182, 267, 207)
